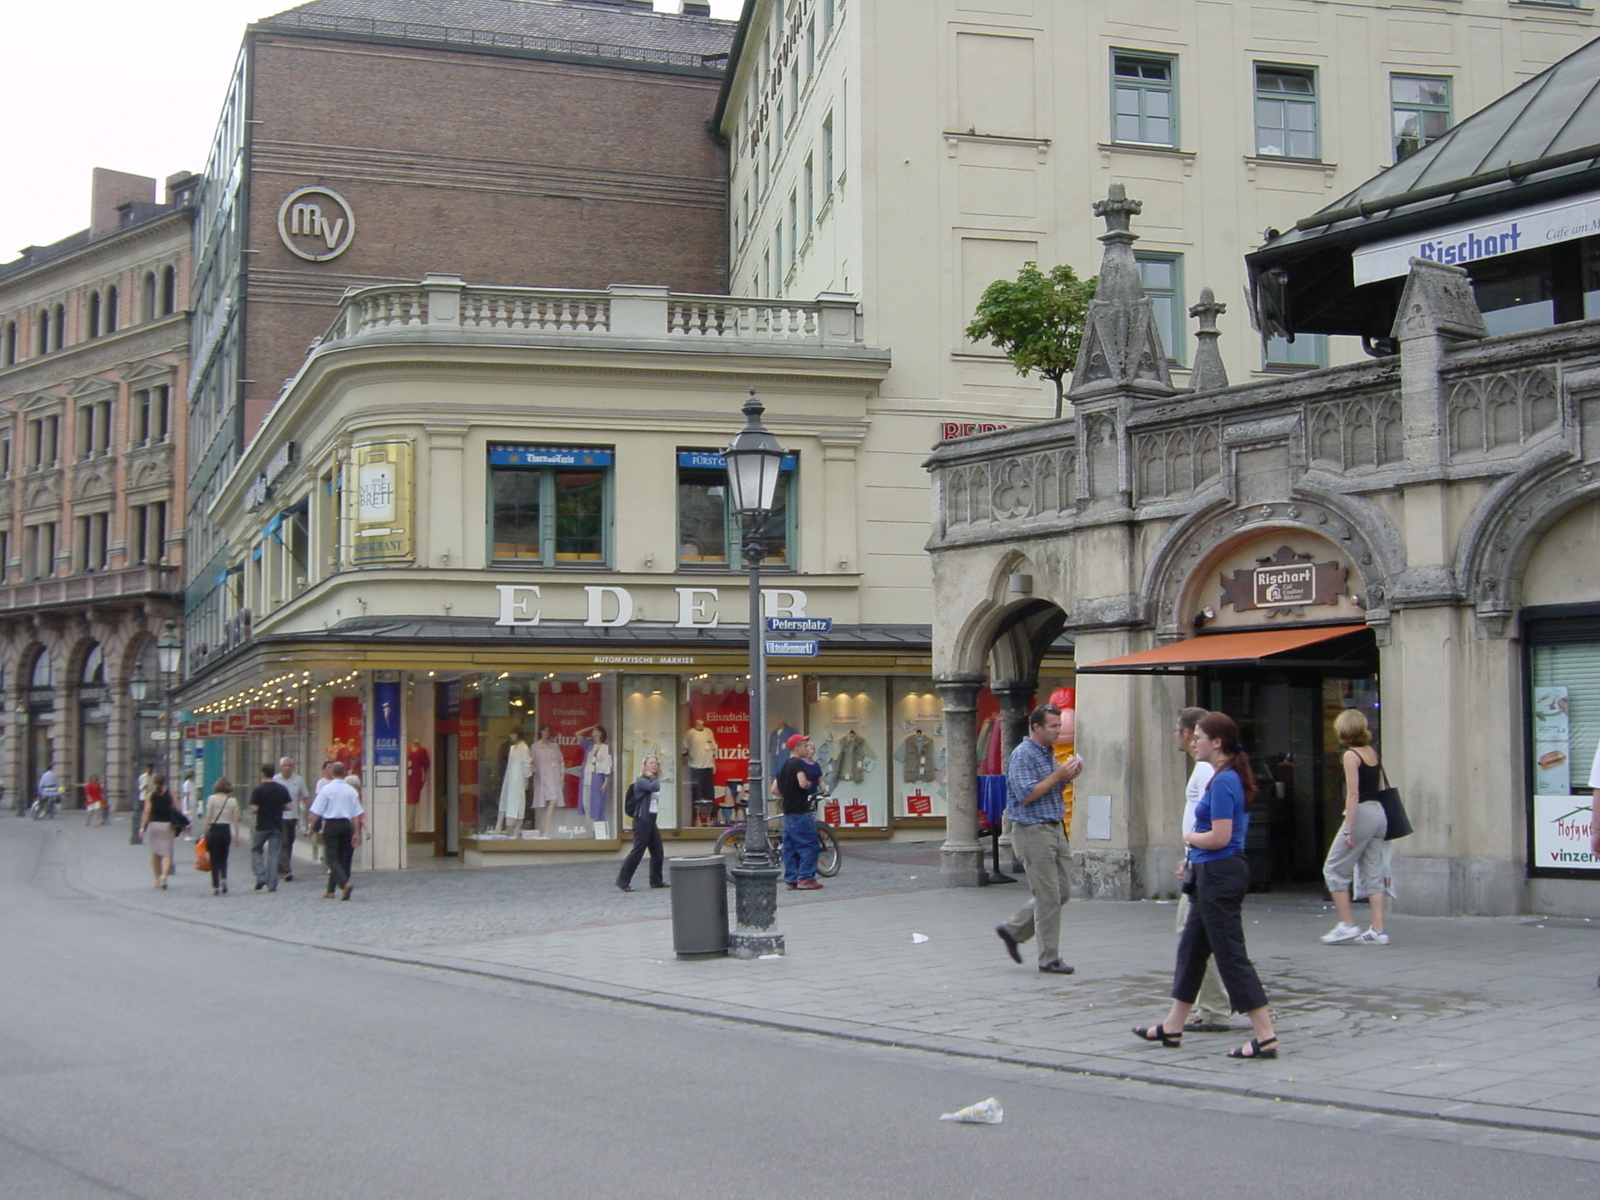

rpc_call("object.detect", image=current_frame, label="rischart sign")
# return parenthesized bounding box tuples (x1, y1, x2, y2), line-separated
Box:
(495, 584, 811, 629)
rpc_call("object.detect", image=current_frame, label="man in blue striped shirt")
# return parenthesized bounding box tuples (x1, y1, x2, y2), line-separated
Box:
(996, 705, 1083, 974)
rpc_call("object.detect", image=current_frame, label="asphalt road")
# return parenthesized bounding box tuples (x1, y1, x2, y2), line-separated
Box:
(4, 822, 1598, 1200)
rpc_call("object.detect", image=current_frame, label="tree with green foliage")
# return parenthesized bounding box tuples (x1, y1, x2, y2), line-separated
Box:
(965, 261, 1097, 419)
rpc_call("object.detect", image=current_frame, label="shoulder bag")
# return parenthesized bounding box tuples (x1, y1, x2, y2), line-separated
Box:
(1377, 762, 1412, 841)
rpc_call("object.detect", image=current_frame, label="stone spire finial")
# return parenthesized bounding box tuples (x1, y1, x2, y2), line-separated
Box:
(1187, 287, 1229, 392)
(1067, 183, 1176, 399)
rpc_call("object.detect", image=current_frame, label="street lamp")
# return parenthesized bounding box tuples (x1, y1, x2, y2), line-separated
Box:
(128, 671, 150, 845)
(725, 387, 786, 959)
(156, 621, 182, 803)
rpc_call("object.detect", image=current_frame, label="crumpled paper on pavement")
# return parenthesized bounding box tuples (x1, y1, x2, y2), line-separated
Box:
(940, 1097, 1003, 1124)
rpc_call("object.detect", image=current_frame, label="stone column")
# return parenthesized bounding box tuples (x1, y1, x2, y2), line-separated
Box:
(937, 676, 984, 887)
(993, 683, 1035, 871)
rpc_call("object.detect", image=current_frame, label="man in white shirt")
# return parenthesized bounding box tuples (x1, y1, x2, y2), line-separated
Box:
(179, 770, 198, 839)
(275, 757, 310, 883)
(1175, 708, 1232, 1031)
(309, 763, 365, 900)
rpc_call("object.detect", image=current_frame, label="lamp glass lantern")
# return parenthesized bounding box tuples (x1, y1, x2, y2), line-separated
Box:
(156, 622, 181, 676)
(723, 388, 785, 518)
(128, 675, 150, 703)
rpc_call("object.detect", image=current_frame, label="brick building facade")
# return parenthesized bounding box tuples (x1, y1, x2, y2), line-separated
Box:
(185, 0, 735, 674)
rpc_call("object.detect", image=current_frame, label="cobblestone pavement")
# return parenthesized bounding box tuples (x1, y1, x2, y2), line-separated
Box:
(32, 817, 1600, 1141)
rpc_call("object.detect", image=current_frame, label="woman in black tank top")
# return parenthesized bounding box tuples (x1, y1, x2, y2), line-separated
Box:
(1319, 709, 1392, 945)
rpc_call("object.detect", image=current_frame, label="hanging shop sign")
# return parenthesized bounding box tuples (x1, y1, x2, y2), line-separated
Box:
(226, 713, 248, 735)
(1219, 545, 1347, 612)
(353, 439, 414, 565)
(246, 708, 297, 730)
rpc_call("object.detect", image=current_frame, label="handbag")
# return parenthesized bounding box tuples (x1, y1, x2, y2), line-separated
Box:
(1180, 860, 1197, 896)
(195, 837, 212, 872)
(1377, 763, 1412, 841)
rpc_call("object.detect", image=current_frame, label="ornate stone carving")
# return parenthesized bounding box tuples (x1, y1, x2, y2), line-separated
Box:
(1448, 368, 1559, 457)
(1133, 423, 1220, 502)
(1308, 393, 1403, 470)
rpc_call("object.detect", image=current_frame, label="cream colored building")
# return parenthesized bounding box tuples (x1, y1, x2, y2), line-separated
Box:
(0, 169, 194, 813)
(183, 278, 1012, 868)
(720, 0, 1595, 398)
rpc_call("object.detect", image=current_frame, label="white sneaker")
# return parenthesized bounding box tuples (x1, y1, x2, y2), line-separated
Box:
(1320, 922, 1361, 944)
(1357, 928, 1390, 945)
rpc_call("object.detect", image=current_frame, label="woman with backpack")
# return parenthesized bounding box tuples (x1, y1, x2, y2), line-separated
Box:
(616, 755, 666, 892)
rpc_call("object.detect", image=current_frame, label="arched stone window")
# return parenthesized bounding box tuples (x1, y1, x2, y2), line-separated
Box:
(52, 303, 64, 350)
(161, 265, 177, 315)
(86, 293, 101, 339)
(2, 320, 14, 365)
(31, 651, 53, 689)
(104, 286, 119, 334)
(36, 309, 50, 354)
(142, 272, 157, 322)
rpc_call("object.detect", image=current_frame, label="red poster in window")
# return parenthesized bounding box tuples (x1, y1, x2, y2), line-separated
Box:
(823, 801, 841, 825)
(844, 802, 868, 826)
(906, 791, 933, 816)
(329, 695, 363, 774)
(538, 681, 601, 807)
(689, 687, 750, 789)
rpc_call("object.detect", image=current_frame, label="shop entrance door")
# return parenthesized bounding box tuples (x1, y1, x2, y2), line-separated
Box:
(1203, 671, 1380, 887)
(436, 731, 459, 856)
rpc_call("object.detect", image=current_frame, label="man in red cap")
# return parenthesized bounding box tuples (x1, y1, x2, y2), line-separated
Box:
(772, 733, 826, 889)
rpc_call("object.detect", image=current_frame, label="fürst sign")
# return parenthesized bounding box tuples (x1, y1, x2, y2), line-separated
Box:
(277, 186, 355, 262)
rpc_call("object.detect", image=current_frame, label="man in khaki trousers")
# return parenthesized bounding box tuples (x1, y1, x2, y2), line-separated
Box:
(995, 705, 1083, 974)
(1175, 707, 1233, 1031)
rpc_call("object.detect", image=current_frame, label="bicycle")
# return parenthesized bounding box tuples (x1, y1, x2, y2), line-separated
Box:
(714, 812, 841, 878)
(30, 793, 59, 820)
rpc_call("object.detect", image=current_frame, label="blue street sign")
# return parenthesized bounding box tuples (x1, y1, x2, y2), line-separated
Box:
(764, 616, 833, 633)
(765, 639, 819, 657)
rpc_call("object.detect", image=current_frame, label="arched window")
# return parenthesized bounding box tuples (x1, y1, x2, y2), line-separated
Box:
(104, 286, 118, 334)
(3, 320, 14, 365)
(141, 273, 156, 322)
(36, 309, 50, 354)
(161, 266, 176, 315)
(86, 293, 100, 339)
(82, 643, 105, 686)
(30, 652, 53, 689)
(52, 304, 64, 350)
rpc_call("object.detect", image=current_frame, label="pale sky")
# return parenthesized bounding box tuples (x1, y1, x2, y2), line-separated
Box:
(0, 0, 745, 260)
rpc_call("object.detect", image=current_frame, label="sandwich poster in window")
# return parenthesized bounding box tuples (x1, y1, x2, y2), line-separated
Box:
(352, 439, 414, 564)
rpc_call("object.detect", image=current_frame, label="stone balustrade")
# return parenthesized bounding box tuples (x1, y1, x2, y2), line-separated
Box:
(0, 564, 181, 612)
(320, 278, 865, 351)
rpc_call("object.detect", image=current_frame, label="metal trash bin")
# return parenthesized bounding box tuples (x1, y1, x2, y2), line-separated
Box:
(669, 855, 729, 958)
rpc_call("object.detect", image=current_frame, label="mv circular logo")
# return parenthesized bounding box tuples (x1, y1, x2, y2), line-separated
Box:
(277, 186, 355, 262)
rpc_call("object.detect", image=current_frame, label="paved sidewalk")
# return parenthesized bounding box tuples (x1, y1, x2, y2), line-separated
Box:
(30, 816, 1600, 1139)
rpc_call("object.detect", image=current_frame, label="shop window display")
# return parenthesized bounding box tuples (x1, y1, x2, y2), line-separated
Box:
(623, 675, 679, 832)
(473, 674, 614, 840)
(1528, 635, 1600, 877)
(891, 679, 946, 818)
(809, 677, 887, 828)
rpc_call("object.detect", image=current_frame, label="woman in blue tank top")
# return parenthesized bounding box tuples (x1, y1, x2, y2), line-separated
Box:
(1133, 712, 1279, 1060)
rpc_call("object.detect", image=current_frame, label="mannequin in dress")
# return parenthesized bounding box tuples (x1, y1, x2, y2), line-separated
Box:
(578, 724, 613, 823)
(406, 739, 431, 832)
(496, 731, 531, 836)
(529, 724, 566, 835)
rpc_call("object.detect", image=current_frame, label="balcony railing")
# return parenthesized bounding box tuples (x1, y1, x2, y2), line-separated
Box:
(318, 279, 866, 352)
(0, 564, 181, 611)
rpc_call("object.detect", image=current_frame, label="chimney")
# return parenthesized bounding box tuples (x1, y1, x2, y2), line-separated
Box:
(90, 168, 157, 240)
(165, 171, 200, 208)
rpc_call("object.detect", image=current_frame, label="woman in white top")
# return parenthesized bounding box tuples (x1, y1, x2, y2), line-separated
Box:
(201, 779, 241, 895)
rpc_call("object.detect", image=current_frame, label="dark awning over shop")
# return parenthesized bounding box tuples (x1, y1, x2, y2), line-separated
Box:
(1078, 624, 1371, 675)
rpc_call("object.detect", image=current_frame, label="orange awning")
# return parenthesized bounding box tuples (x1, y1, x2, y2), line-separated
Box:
(1077, 624, 1371, 675)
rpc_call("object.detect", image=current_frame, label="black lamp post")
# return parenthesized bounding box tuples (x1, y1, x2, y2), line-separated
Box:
(128, 671, 150, 845)
(156, 621, 182, 796)
(724, 387, 786, 959)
